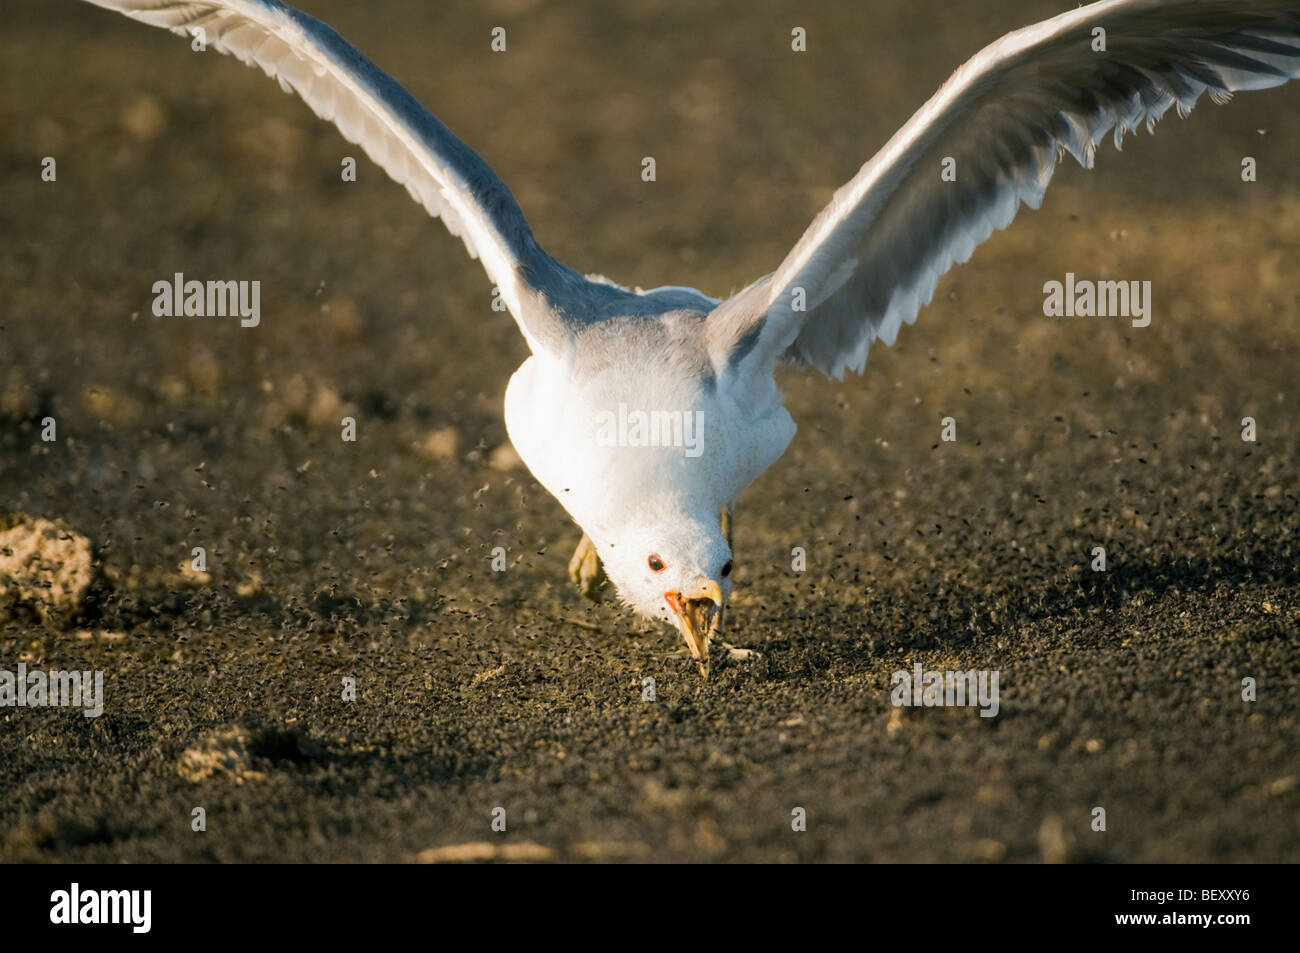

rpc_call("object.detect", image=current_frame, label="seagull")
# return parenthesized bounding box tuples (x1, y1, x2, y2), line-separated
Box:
(81, 0, 1300, 675)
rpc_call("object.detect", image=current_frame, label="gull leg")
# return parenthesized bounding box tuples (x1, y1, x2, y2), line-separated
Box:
(717, 505, 761, 663)
(567, 532, 606, 600)
(717, 504, 733, 636)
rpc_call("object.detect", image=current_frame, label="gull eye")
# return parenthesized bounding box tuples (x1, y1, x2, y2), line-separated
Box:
(721, 559, 733, 577)
(648, 554, 666, 573)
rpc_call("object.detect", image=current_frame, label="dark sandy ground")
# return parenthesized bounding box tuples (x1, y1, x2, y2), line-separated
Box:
(1, 0, 1297, 862)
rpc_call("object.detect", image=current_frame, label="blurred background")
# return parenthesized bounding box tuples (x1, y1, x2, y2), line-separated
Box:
(1, 0, 1296, 862)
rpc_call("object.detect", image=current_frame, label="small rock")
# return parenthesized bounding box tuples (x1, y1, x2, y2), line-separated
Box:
(0, 515, 95, 626)
(307, 384, 344, 430)
(1267, 776, 1296, 797)
(1038, 815, 1072, 864)
(411, 840, 553, 863)
(971, 838, 1007, 862)
(176, 726, 263, 784)
(489, 442, 522, 470)
(323, 297, 363, 340)
(121, 94, 167, 141)
(886, 706, 906, 736)
(421, 426, 460, 461)
(471, 663, 507, 686)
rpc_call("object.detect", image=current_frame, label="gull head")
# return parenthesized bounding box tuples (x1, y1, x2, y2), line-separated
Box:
(598, 512, 733, 677)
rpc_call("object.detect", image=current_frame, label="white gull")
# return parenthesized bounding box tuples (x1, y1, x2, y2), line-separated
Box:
(81, 0, 1300, 674)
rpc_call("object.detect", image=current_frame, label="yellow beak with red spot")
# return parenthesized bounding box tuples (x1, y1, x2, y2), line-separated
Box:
(664, 577, 723, 677)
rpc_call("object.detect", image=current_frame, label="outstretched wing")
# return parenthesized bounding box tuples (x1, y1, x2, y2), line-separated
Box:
(81, 0, 700, 356)
(708, 0, 1300, 381)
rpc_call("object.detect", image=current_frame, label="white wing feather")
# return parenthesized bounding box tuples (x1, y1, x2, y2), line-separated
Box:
(80, 0, 715, 354)
(712, 0, 1300, 380)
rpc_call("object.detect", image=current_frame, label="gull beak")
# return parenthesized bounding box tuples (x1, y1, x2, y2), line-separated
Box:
(664, 577, 723, 678)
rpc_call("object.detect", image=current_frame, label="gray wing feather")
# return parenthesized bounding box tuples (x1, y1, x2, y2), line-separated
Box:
(710, 0, 1300, 381)
(81, 0, 699, 355)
